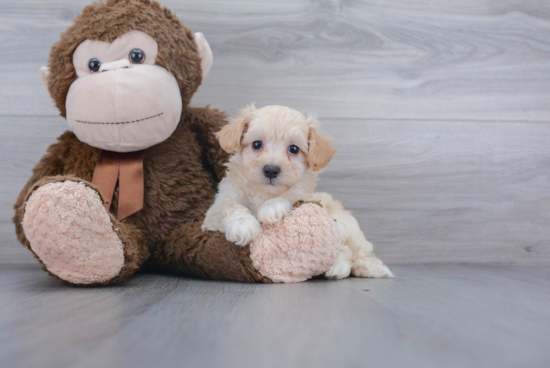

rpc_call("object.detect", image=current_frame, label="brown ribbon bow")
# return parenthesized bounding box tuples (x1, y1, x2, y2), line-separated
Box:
(91, 150, 144, 220)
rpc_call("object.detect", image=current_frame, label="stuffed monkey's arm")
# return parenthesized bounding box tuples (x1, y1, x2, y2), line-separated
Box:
(187, 107, 230, 182)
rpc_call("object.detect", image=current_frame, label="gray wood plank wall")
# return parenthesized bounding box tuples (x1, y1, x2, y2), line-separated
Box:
(1, 0, 549, 264)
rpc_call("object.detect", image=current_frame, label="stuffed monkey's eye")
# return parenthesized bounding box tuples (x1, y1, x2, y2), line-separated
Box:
(129, 49, 145, 64)
(289, 145, 300, 155)
(252, 141, 263, 150)
(88, 58, 101, 73)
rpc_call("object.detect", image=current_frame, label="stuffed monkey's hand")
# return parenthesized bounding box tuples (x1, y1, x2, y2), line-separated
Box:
(257, 198, 293, 224)
(223, 208, 262, 246)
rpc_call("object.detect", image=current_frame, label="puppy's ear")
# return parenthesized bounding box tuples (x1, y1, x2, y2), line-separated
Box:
(216, 104, 256, 153)
(307, 115, 336, 171)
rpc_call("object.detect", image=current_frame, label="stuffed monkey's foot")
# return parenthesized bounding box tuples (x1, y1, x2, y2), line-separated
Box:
(250, 203, 340, 283)
(22, 180, 125, 285)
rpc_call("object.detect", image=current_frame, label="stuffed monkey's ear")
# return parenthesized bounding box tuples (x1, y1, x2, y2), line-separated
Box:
(194, 32, 213, 79)
(216, 104, 256, 153)
(307, 116, 336, 171)
(39, 66, 52, 99)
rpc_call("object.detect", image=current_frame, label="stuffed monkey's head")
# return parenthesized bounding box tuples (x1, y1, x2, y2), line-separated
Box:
(40, 0, 213, 152)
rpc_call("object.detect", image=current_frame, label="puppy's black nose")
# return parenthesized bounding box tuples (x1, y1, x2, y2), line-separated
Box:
(263, 165, 281, 179)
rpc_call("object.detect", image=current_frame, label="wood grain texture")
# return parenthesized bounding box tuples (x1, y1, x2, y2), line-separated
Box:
(1, 264, 549, 368)
(1, 0, 550, 265)
(319, 119, 550, 264)
(0, 0, 550, 120)
(3, 116, 550, 264)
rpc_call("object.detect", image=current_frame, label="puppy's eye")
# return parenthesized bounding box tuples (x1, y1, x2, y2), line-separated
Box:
(252, 141, 263, 150)
(89, 58, 101, 73)
(129, 49, 145, 64)
(289, 145, 300, 155)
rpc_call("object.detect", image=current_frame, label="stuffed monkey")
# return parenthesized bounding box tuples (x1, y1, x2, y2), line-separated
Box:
(13, 0, 340, 286)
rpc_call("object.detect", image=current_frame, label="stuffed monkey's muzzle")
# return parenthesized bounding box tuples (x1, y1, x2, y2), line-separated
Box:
(66, 63, 182, 152)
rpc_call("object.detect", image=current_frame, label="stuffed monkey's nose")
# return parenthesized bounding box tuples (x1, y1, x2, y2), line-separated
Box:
(263, 165, 281, 179)
(99, 59, 131, 72)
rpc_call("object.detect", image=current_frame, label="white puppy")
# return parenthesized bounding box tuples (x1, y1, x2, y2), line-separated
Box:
(203, 105, 393, 279)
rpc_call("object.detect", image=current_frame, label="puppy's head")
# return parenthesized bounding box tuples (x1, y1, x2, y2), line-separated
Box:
(217, 104, 335, 194)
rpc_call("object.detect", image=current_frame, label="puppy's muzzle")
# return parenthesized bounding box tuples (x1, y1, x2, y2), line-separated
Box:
(263, 165, 281, 179)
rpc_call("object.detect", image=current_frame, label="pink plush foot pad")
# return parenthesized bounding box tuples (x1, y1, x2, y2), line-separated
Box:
(250, 203, 340, 283)
(22, 181, 124, 284)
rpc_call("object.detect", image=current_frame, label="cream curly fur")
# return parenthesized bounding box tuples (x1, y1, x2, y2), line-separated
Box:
(203, 104, 393, 279)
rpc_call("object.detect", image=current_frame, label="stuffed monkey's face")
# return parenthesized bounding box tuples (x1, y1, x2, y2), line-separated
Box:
(45, 30, 210, 152)
(66, 31, 180, 152)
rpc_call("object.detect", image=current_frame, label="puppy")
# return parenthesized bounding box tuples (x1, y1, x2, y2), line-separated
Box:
(202, 105, 393, 279)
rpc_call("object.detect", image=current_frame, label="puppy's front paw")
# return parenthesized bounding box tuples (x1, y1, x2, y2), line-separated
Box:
(257, 198, 292, 224)
(325, 255, 352, 280)
(224, 214, 262, 246)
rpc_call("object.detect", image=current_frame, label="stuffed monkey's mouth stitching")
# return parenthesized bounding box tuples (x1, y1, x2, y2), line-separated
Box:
(75, 112, 163, 125)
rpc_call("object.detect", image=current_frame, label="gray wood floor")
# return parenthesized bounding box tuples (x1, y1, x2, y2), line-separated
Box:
(1, 264, 549, 368)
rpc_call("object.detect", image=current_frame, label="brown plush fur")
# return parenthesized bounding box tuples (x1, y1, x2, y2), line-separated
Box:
(13, 0, 270, 286)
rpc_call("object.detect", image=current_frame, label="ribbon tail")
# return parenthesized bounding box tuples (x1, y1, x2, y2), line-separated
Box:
(91, 151, 120, 212)
(117, 151, 145, 220)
